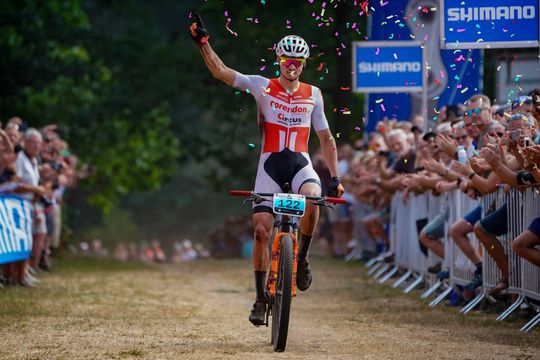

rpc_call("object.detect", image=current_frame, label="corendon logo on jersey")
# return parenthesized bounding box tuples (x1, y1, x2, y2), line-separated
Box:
(270, 101, 309, 114)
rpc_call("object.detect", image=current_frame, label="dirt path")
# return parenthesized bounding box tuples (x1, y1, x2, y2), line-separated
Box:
(0, 258, 538, 359)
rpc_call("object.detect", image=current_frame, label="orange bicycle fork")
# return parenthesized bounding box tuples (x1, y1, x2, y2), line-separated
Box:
(266, 220, 299, 298)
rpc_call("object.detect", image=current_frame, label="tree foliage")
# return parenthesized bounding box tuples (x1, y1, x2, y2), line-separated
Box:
(0, 0, 180, 211)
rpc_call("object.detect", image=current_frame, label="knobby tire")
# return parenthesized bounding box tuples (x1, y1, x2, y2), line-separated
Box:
(271, 234, 293, 352)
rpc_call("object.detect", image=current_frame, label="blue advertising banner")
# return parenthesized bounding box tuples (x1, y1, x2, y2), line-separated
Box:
(0, 195, 33, 265)
(441, 0, 540, 49)
(353, 42, 424, 93)
(365, 0, 482, 132)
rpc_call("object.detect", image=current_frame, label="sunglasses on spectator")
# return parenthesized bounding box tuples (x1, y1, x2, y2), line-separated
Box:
(464, 107, 486, 116)
(454, 134, 469, 141)
(279, 56, 305, 67)
(488, 132, 504, 137)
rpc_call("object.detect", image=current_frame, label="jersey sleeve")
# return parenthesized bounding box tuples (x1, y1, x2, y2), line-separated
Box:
(311, 86, 329, 131)
(232, 72, 269, 101)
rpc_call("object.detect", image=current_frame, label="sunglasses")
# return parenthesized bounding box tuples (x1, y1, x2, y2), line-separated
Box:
(279, 56, 305, 67)
(488, 132, 505, 137)
(464, 107, 485, 116)
(454, 134, 469, 141)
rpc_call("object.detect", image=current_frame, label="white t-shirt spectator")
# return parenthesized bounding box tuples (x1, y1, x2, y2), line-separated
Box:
(15, 151, 40, 201)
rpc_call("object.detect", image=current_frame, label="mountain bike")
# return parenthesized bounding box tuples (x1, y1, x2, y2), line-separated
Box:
(230, 185, 347, 352)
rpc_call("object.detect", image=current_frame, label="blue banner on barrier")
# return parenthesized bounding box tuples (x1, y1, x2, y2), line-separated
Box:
(353, 42, 424, 93)
(0, 195, 33, 265)
(441, 0, 540, 49)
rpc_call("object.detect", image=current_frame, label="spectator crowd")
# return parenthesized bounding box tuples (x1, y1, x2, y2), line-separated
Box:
(328, 90, 540, 307)
(0, 117, 91, 288)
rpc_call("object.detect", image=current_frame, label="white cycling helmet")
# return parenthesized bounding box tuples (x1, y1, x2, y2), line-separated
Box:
(275, 35, 310, 59)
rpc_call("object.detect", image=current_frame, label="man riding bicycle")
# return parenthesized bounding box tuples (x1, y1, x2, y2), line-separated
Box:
(189, 14, 345, 326)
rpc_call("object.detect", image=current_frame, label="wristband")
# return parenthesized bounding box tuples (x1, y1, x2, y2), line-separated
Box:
(456, 177, 463, 186)
(468, 172, 476, 180)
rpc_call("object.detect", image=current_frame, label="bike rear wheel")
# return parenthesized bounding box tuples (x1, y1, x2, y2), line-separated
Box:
(271, 234, 294, 352)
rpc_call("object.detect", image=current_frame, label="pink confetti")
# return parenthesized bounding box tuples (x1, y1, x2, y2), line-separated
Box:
(225, 18, 238, 37)
(375, 47, 380, 55)
(354, 126, 362, 131)
(259, 66, 266, 71)
(380, 104, 386, 112)
(457, 28, 466, 33)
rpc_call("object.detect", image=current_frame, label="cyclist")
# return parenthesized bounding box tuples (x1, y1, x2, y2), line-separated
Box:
(189, 14, 344, 326)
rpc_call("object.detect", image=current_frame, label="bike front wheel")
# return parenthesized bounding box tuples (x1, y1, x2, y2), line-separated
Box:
(271, 234, 294, 352)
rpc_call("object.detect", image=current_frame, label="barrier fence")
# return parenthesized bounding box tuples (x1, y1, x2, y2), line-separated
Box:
(366, 188, 540, 332)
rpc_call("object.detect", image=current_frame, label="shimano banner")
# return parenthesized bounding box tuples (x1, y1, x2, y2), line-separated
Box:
(0, 195, 33, 265)
(441, 0, 540, 49)
(353, 42, 425, 93)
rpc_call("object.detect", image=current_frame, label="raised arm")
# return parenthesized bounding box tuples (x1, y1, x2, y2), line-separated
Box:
(189, 13, 236, 86)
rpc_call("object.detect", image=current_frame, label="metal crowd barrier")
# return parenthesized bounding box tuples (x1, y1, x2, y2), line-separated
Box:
(428, 191, 480, 307)
(459, 189, 503, 314)
(362, 187, 540, 331)
(519, 188, 540, 332)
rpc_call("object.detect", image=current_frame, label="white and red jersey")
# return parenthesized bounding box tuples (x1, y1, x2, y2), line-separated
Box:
(233, 73, 329, 153)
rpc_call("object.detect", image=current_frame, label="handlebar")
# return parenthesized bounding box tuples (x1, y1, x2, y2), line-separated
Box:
(229, 190, 348, 205)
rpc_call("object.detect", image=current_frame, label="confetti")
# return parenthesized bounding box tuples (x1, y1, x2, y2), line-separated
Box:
(336, 133, 341, 138)
(375, 98, 384, 104)
(225, 18, 238, 37)
(248, 143, 256, 150)
(340, 86, 350, 91)
(380, 104, 386, 111)
(354, 126, 362, 131)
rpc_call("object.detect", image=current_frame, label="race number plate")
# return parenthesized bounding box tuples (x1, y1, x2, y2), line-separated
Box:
(272, 193, 306, 217)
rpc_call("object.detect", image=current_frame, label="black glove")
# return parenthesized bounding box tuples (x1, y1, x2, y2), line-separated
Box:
(189, 12, 209, 44)
(327, 176, 342, 197)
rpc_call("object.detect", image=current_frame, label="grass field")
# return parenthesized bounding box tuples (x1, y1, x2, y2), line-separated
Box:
(0, 257, 538, 359)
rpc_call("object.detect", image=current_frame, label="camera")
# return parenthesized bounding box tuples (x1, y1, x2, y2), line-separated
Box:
(510, 129, 521, 141)
(523, 136, 531, 147)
